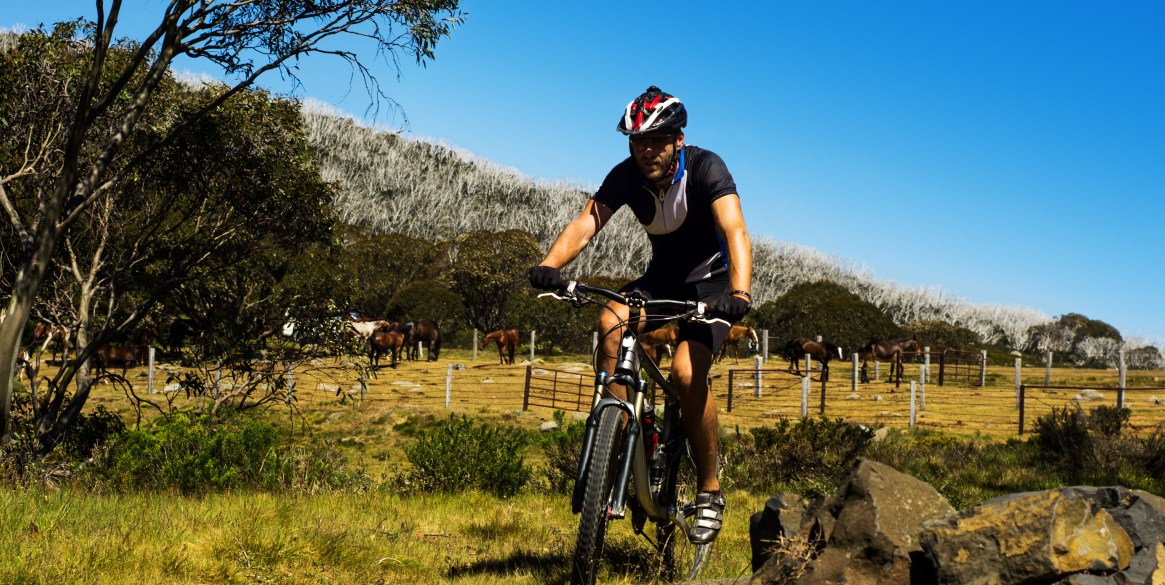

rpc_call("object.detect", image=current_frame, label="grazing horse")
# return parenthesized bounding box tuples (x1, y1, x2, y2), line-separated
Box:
(368, 330, 404, 368)
(26, 322, 69, 363)
(638, 325, 678, 365)
(858, 337, 921, 388)
(716, 324, 759, 364)
(93, 343, 146, 377)
(345, 317, 395, 343)
(481, 328, 519, 365)
(782, 337, 844, 382)
(403, 320, 441, 361)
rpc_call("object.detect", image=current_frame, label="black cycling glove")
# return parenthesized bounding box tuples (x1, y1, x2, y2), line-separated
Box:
(528, 265, 567, 291)
(709, 291, 751, 319)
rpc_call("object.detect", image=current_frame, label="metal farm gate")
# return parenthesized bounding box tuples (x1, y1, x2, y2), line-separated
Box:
(936, 349, 985, 387)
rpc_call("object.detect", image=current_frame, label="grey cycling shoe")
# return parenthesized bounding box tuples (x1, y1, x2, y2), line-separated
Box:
(689, 492, 726, 545)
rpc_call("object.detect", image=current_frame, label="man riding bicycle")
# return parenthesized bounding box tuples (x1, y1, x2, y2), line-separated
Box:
(530, 85, 753, 545)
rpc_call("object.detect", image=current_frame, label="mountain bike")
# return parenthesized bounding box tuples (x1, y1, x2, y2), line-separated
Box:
(539, 280, 729, 584)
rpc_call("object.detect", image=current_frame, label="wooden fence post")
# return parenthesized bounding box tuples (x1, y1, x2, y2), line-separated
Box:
(921, 347, 929, 411)
(938, 350, 945, 386)
(980, 350, 987, 387)
(522, 366, 532, 411)
(530, 331, 536, 363)
(753, 355, 763, 397)
(851, 352, 858, 392)
(800, 376, 809, 419)
(910, 381, 917, 430)
(147, 347, 156, 394)
(446, 364, 453, 409)
(761, 329, 769, 363)
(286, 369, 295, 405)
(1014, 357, 1022, 407)
(1045, 351, 1052, 386)
(473, 329, 479, 361)
(1118, 350, 1126, 409)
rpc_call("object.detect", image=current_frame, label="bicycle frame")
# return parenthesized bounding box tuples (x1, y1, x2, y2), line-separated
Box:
(571, 315, 696, 536)
(541, 280, 722, 583)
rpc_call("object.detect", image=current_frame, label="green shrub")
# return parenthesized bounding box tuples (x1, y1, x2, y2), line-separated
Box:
(403, 414, 531, 497)
(97, 414, 365, 494)
(541, 410, 586, 494)
(1031, 405, 1163, 492)
(904, 320, 981, 351)
(723, 417, 874, 497)
(58, 405, 127, 460)
(1033, 406, 1092, 470)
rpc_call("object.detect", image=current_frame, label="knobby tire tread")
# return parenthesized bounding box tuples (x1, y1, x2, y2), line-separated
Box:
(571, 407, 625, 585)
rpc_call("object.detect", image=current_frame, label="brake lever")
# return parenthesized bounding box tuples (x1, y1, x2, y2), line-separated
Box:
(690, 301, 731, 326)
(537, 281, 586, 307)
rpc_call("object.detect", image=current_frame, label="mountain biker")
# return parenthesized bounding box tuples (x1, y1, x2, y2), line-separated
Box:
(529, 85, 752, 545)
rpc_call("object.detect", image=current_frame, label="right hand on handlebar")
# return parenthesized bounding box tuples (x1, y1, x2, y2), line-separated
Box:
(707, 291, 751, 320)
(529, 265, 567, 291)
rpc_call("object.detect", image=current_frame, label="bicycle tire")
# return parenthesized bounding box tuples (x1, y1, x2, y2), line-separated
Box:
(571, 406, 627, 585)
(655, 438, 713, 581)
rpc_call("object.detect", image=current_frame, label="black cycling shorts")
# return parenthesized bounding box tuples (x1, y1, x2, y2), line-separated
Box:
(618, 272, 731, 355)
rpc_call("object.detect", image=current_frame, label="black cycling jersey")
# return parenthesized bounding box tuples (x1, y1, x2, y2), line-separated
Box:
(592, 145, 738, 286)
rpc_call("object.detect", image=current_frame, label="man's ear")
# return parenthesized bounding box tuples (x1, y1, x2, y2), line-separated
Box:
(676, 131, 685, 148)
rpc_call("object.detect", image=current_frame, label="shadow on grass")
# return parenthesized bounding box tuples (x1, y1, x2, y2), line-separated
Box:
(445, 538, 665, 584)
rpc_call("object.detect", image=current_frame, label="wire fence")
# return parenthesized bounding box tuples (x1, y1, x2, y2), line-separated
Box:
(84, 343, 1165, 438)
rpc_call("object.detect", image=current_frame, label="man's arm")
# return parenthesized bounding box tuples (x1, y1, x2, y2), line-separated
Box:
(711, 194, 752, 298)
(537, 199, 615, 269)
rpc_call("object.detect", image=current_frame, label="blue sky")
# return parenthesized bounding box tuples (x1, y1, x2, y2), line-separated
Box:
(5, 2, 1164, 345)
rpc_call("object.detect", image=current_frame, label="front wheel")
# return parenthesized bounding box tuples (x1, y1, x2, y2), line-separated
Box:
(571, 407, 627, 585)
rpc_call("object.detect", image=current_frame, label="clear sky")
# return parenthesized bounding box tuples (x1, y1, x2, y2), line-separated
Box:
(5, 2, 1164, 345)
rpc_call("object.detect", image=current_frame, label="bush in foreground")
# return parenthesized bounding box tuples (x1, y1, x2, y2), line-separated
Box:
(96, 414, 366, 494)
(402, 414, 531, 497)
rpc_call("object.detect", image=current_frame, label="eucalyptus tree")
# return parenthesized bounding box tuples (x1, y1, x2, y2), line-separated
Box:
(444, 229, 542, 333)
(0, 0, 463, 446)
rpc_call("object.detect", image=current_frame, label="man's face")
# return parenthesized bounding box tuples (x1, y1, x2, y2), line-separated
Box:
(630, 132, 684, 186)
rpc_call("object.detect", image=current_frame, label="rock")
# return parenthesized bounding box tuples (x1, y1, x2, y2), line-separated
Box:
(750, 493, 809, 572)
(539, 421, 559, 432)
(920, 489, 1134, 584)
(777, 459, 955, 585)
(1076, 389, 1106, 402)
(1062, 487, 1165, 552)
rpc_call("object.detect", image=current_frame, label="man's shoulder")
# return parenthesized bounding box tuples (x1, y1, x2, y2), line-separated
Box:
(683, 145, 724, 165)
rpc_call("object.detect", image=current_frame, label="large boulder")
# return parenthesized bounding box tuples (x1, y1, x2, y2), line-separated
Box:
(752, 458, 956, 585)
(919, 488, 1135, 584)
(746, 461, 1165, 585)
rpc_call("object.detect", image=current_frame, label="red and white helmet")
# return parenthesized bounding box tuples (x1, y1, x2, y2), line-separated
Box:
(617, 86, 687, 136)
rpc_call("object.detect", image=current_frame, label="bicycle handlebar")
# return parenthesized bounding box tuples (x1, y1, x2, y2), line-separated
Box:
(537, 280, 731, 326)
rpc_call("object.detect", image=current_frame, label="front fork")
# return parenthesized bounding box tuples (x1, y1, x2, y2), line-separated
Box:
(571, 370, 648, 517)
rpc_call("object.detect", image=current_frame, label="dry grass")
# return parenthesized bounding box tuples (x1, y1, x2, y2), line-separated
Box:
(9, 345, 1162, 583)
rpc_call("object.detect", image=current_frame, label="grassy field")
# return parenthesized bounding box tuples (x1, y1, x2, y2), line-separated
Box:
(6, 346, 1164, 584)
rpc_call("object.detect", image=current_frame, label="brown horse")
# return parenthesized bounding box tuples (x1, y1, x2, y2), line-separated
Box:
(858, 337, 921, 387)
(638, 324, 678, 365)
(26, 322, 69, 363)
(402, 320, 441, 361)
(368, 330, 404, 368)
(716, 324, 759, 364)
(481, 328, 519, 364)
(782, 337, 844, 382)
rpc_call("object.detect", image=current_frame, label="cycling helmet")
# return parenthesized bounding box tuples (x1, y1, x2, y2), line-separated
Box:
(617, 86, 687, 136)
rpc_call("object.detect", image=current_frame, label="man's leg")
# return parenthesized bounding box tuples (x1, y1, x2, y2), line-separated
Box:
(669, 340, 719, 492)
(671, 338, 726, 544)
(595, 300, 633, 400)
